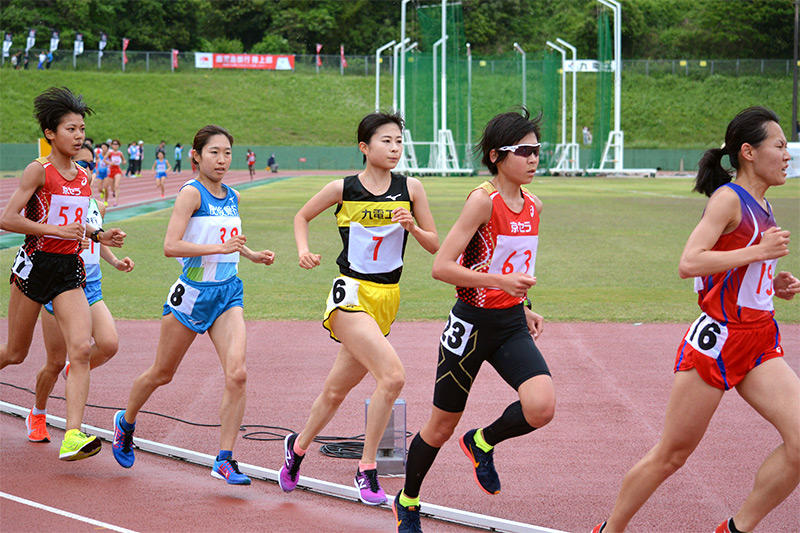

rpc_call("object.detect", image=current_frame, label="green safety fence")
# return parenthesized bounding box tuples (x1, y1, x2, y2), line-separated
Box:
(0, 143, 714, 175)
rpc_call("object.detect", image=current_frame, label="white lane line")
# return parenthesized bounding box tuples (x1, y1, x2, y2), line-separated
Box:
(0, 491, 138, 533)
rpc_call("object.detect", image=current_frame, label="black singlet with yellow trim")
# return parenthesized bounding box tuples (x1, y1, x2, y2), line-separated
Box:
(335, 173, 412, 284)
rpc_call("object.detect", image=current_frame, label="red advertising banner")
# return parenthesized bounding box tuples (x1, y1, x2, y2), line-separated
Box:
(196, 53, 294, 70)
(172, 49, 179, 68)
(122, 38, 129, 64)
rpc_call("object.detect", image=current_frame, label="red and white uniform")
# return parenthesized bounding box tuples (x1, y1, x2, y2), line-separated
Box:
(675, 183, 783, 390)
(107, 149, 124, 177)
(457, 181, 539, 309)
(247, 152, 255, 166)
(22, 157, 91, 255)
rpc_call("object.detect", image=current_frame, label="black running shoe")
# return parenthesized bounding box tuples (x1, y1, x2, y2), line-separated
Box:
(393, 490, 423, 533)
(459, 428, 500, 495)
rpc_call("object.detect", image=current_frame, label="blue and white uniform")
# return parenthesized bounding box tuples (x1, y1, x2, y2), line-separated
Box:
(163, 179, 243, 333)
(155, 159, 168, 179)
(44, 198, 104, 313)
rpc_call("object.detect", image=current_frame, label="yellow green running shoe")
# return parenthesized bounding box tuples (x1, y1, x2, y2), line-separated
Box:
(59, 429, 101, 461)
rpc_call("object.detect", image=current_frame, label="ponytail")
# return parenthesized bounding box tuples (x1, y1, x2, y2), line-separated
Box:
(693, 147, 731, 197)
(693, 106, 780, 197)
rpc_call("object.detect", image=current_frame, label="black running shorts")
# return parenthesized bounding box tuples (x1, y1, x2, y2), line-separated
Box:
(433, 299, 551, 413)
(10, 249, 85, 305)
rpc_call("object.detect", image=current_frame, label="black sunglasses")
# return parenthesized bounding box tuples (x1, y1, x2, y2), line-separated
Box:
(75, 159, 95, 172)
(498, 143, 541, 158)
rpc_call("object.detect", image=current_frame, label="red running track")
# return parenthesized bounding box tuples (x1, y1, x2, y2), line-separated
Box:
(1, 319, 798, 532)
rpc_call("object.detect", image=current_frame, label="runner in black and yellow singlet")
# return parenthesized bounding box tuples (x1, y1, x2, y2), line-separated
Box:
(278, 112, 439, 507)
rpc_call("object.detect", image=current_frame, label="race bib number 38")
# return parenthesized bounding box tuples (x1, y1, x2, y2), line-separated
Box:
(684, 313, 728, 359)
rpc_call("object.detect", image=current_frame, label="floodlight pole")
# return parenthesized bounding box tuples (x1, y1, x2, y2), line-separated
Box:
(432, 37, 447, 140)
(393, 38, 411, 112)
(597, 0, 623, 171)
(375, 40, 396, 111)
(400, 0, 411, 118)
(513, 42, 526, 107)
(793, 0, 798, 141)
(466, 42, 472, 167)
(555, 38, 577, 148)
(440, 0, 447, 131)
(546, 41, 568, 147)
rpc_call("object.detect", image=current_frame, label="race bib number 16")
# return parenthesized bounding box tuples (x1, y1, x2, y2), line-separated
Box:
(684, 313, 728, 359)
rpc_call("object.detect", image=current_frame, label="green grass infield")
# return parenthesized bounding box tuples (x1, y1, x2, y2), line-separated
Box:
(1, 175, 798, 323)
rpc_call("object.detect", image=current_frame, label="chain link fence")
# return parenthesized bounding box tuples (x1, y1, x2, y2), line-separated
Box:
(2, 48, 796, 78)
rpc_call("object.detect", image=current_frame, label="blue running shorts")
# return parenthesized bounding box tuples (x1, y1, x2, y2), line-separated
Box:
(163, 275, 243, 334)
(44, 278, 103, 315)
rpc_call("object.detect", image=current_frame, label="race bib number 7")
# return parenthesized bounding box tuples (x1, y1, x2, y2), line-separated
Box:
(684, 313, 728, 359)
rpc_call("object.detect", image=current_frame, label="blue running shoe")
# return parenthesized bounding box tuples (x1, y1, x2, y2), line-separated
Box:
(393, 490, 423, 533)
(459, 428, 500, 495)
(211, 457, 251, 485)
(278, 433, 304, 492)
(112, 410, 135, 468)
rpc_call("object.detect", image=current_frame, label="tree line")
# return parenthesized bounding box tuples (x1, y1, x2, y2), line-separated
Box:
(1, 0, 795, 59)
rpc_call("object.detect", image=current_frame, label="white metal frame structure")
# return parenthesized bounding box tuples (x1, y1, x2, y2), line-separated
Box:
(392, 0, 472, 175)
(545, 41, 570, 173)
(374, 39, 396, 111)
(555, 38, 580, 173)
(588, 0, 656, 176)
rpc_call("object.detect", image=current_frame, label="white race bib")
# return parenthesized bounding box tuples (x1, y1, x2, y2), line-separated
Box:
(488, 234, 539, 276)
(737, 259, 776, 311)
(347, 222, 404, 274)
(327, 276, 361, 309)
(45, 195, 89, 240)
(684, 313, 728, 359)
(167, 279, 201, 315)
(11, 247, 33, 280)
(440, 312, 474, 357)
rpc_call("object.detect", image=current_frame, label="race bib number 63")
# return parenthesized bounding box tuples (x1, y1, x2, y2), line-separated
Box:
(684, 313, 728, 359)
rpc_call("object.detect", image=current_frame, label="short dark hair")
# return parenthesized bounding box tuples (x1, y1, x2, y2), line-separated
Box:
(33, 87, 93, 143)
(357, 112, 404, 164)
(694, 106, 780, 197)
(191, 125, 233, 165)
(476, 107, 542, 175)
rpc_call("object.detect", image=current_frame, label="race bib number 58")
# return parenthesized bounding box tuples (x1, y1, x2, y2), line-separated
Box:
(684, 313, 728, 359)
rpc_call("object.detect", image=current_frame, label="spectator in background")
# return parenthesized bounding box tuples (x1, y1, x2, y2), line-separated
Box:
(155, 140, 166, 159)
(267, 153, 278, 173)
(126, 142, 137, 177)
(37, 51, 46, 69)
(582, 125, 593, 145)
(46, 51, 53, 68)
(136, 141, 144, 176)
(174, 143, 182, 172)
(11, 51, 19, 68)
